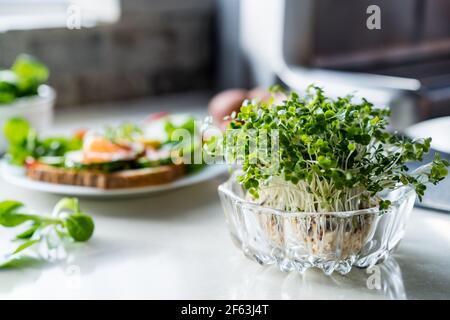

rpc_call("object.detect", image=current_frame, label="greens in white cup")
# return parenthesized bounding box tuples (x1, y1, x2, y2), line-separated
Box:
(0, 55, 55, 152)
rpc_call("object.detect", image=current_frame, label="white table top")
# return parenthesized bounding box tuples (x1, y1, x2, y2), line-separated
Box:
(0, 93, 449, 300)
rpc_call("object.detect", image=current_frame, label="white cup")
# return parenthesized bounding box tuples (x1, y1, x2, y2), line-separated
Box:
(0, 84, 56, 152)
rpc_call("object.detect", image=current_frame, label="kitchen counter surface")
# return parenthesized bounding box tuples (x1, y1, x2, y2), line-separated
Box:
(0, 93, 449, 300)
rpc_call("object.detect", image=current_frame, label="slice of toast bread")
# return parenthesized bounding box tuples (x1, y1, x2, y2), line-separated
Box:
(26, 163, 185, 189)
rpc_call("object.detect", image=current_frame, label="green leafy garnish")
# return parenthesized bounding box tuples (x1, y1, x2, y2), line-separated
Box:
(164, 116, 196, 138)
(4, 115, 206, 173)
(52, 198, 94, 241)
(104, 123, 143, 143)
(0, 197, 94, 266)
(3, 117, 82, 165)
(0, 54, 49, 104)
(0, 71, 18, 104)
(164, 115, 204, 167)
(225, 85, 449, 212)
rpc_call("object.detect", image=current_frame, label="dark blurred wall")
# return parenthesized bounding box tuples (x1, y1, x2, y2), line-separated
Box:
(311, 0, 450, 67)
(0, 0, 214, 107)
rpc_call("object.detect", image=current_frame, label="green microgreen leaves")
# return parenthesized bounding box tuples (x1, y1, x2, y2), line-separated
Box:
(225, 85, 449, 211)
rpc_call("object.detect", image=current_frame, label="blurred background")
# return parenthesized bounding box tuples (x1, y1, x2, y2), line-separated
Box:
(0, 0, 214, 106)
(1, 0, 450, 130)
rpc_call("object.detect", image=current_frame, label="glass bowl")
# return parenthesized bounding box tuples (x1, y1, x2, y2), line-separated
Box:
(218, 172, 416, 275)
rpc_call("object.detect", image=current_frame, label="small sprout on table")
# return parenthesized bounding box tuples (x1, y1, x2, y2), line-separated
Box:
(0, 197, 94, 267)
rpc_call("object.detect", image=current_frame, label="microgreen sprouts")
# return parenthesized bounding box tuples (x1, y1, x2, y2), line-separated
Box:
(225, 86, 448, 212)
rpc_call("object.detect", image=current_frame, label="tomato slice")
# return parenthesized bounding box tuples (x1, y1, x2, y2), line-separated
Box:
(74, 128, 88, 140)
(25, 157, 38, 169)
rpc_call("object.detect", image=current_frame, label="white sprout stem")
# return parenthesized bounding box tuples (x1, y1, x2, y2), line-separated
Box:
(255, 174, 373, 212)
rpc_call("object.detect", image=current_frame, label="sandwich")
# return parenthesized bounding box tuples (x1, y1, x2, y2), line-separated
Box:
(4, 113, 202, 189)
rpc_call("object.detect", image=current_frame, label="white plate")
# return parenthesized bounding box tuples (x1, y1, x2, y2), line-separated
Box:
(0, 161, 228, 198)
(404, 117, 450, 154)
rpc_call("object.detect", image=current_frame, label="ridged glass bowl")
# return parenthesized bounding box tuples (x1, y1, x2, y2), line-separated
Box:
(218, 173, 416, 275)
